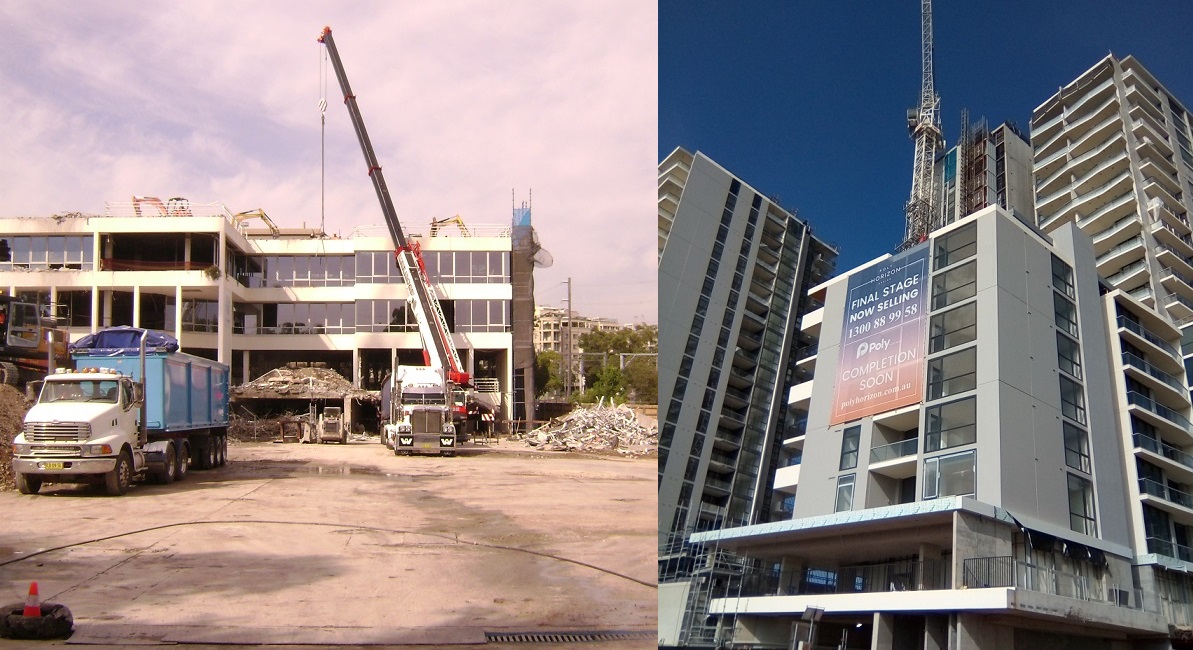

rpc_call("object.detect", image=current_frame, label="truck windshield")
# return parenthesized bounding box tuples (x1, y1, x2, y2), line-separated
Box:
(42, 380, 120, 404)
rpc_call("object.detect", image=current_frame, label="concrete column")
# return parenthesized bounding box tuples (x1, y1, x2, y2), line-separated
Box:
(184, 233, 192, 269)
(174, 286, 183, 344)
(48, 286, 57, 322)
(870, 612, 894, 650)
(241, 349, 251, 384)
(918, 543, 942, 590)
(132, 286, 140, 328)
(954, 613, 1010, 650)
(216, 228, 228, 364)
(352, 346, 361, 388)
(90, 286, 99, 334)
(924, 615, 947, 650)
(102, 290, 113, 328)
(779, 556, 804, 595)
(343, 396, 352, 434)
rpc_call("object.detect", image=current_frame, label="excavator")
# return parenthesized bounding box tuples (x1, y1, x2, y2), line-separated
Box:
(0, 295, 69, 385)
(429, 215, 471, 238)
(319, 26, 472, 453)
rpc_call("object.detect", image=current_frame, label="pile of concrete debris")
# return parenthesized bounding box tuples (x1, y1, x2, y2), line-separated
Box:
(228, 413, 309, 442)
(0, 385, 31, 491)
(232, 365, 375, 401)
(515, 403, 658, 456)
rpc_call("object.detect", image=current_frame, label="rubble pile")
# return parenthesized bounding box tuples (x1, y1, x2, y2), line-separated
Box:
(228, 413, 309, 442)
(0, 385, 32, 491)
(515, 404, 658, 456)
(232, 366, 375, 401)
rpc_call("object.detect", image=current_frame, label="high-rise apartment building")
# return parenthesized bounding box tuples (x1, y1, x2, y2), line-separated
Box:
(1033, 55, 1193, 327)
(658, 147, 836, 645)
(1033, 54, 1193, 636)
(685, 206, 1171, 649)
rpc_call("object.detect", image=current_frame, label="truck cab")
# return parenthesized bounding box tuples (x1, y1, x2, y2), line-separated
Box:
(380, 366, 456, 456)
(13, 369, 146, 495)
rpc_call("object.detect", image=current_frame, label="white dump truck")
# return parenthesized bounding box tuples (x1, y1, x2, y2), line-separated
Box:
(11, 327, 229, 496)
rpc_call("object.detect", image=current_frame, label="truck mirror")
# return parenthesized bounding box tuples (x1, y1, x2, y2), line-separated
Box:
(26, 380, 42, 402)
(131, 383, 145, 406)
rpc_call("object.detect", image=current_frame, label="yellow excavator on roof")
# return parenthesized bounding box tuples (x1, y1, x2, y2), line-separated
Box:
(429, 215, 471, 237)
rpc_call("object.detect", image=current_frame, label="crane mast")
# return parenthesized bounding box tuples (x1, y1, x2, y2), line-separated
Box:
(317, 26, 469, 385)
(902, 0, 944, 249)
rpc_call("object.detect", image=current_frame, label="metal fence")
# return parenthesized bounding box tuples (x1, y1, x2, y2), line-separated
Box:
(961, 556, 1145, 610)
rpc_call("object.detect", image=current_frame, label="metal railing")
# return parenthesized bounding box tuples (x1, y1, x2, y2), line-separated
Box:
(870, 438, 919, 463)
(961, 556, 1145, 610)
(738, 558, 951, 597)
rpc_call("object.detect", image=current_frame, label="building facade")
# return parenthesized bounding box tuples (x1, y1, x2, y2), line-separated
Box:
(1034, 54, 1193, 636)
(0, 201, 516, 428)
(689, 206, 1172, 649)
(658, 148, 837, 645)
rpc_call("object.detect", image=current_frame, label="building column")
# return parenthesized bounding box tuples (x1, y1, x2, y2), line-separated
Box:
(102, 290, 113, 328)
(174, 285, 184, 343)
(90, 286, 99, 333)
(47, 286, 58, 323)
(184, 233, 192, 270)
(954, 613, 1010, 650)
(779, 556, 804, 595)
(352, 346, 361, 388)
(241, 349, 251, 384)
(216, 227, 229, 364)
(871, 612, 894, 650)
(131, 286, 140, 328)
(343, 396, 352, 434)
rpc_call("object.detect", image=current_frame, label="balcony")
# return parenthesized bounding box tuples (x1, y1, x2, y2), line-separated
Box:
(1117, 315, 1181, 362)
(1094, 235, 1145, 272)
(1139, 477, 1193, 510)
(869, 438, 919, 479)
(961, 556, 1144, 610)
(738, 558, 951, 598)
(1134, 433, 1193, 483)
(1155, 242, 1193, 280)
(1127, 391, 1193, 445)
(1104, 259, 1149, 289)
(774, 463, 800, 494)
(1122, 351, 1190, 401)
(1146, 535, 1193, 563)
(1163, 291, 1193, 321)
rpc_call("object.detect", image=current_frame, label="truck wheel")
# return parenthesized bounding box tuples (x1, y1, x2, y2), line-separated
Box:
(154, 446, 176, 484)
(216, 436, 227, 467)
(15, 473, 41, 495)
(104, 452, 132, 496)
(192, 439, 210, 470)
(175, 444, 189, 481)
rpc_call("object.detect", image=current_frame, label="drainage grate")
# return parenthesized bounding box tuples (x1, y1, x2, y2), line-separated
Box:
(486, 630, 654, 644)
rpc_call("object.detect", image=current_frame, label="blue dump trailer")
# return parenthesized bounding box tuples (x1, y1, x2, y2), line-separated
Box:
(12, 326, 230, 495)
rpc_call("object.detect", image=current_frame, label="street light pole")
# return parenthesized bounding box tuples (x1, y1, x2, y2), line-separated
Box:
(564, 277, 572, 398)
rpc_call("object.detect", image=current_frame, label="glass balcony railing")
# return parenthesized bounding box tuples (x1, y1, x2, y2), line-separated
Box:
(870, 438, 919, 463)
(1117, 315, 1180, 358)
(1139, 477, 1193, 509)
(1122, 351, 1188, 394)
(1127, 391, 1192, 431)
(1133, 433, 1193, 472)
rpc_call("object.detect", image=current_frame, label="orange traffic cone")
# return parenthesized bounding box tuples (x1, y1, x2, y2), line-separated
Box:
(22, 581, 41, 617)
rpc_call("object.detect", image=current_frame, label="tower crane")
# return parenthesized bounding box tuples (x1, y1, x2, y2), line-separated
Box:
(902, 0, 944, 249)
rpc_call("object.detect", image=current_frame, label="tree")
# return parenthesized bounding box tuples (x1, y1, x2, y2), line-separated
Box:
(575, 324, 657, 401)
(577, 363, 626, 404)
(534, 350, 565, 398)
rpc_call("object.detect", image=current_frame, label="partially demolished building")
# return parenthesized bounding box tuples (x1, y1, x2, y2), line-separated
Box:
(0, 200, 529, 431)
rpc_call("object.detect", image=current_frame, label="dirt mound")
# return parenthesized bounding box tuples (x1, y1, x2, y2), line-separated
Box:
(0, 385, 32, 491)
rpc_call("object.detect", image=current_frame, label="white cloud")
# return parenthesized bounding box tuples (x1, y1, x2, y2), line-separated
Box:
(0, 0, 657, 324)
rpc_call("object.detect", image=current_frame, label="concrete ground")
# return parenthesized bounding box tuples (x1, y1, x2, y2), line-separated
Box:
(0, 440, 656, 648)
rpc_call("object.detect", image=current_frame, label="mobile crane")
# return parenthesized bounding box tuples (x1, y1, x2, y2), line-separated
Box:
(318, 26, 470, 455)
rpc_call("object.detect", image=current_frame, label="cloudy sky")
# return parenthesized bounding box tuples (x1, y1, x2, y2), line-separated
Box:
(1, 2, 658, 325)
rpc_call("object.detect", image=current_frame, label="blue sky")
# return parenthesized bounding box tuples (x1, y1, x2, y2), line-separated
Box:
(660, 1, 1193, 273)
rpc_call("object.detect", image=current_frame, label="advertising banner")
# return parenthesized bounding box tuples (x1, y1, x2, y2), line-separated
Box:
(829, 243, 930, 425)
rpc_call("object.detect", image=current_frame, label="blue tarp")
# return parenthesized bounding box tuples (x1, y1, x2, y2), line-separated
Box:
(69, 326, 180, 356)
